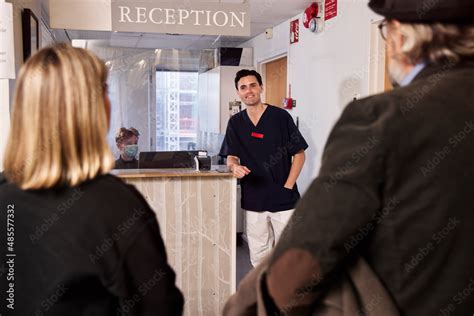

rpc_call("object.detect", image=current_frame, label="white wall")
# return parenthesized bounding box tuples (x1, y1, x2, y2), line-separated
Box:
(2, 0, 40, 170)
(1, 0, 52, 170)
(0, 80, 10, 171)
(241, 1, 382, 194)
(8, 0, 43, 94)
(0, 0, 11, 171)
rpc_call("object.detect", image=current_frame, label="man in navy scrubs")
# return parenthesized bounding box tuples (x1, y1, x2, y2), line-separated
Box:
(219, 69, 308, 267)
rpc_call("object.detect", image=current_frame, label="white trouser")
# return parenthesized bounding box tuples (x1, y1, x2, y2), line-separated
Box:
(245, 209, 295, 267)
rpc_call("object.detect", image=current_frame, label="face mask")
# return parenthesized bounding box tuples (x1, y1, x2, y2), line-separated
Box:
(123, 145, 139, 159)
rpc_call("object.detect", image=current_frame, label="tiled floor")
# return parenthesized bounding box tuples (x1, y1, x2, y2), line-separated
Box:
(236, 235, 253, 286)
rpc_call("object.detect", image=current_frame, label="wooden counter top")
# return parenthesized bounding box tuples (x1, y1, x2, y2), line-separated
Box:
(111, 165, 233, 178)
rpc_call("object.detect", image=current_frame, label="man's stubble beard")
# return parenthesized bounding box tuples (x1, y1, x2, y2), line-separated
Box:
(243, 97, 261, 107)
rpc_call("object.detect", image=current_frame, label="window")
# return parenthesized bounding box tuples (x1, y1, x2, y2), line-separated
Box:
(156, 71, 199, 151)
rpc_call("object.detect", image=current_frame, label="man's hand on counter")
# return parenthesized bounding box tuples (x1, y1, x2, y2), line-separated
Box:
(227, 155, 251, 179)
(231, 164, 251, 179)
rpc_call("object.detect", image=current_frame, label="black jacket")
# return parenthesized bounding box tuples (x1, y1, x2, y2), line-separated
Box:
(267, 61, 474, 315)
(0, 174, 183, 315)
(114, 157, 138, 169)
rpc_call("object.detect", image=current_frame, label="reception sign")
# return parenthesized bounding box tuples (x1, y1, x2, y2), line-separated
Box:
(111, 1, 251, 36)
(0, 1, 15, 79)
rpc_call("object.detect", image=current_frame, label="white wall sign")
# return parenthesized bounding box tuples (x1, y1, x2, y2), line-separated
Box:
(49, 0, 112, 32)
(111, 1, 251, 36)
(0, 1, 15, 79)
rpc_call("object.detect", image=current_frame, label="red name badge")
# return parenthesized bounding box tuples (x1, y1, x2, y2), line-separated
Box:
(251, 132, 264, 139)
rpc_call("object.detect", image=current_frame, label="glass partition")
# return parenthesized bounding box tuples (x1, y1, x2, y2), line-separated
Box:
(156, 71, 199, 151)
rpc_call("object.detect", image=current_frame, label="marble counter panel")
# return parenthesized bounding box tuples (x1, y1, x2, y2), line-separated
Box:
(122, 174, 237, 315)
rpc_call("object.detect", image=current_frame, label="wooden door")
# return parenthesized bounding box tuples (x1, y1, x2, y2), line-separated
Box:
(384, 51, 394, 91)
(265, 57, 287, 107)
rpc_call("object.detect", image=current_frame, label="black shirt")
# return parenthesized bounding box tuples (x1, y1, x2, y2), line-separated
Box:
(114, 157, 138, 169)
(0, 174, 183, 315)
(219, 105, 308, 212)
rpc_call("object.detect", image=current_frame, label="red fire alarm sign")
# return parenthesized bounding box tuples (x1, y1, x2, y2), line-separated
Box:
(325, 0, 338, 21)
(290, 19, 299, 44)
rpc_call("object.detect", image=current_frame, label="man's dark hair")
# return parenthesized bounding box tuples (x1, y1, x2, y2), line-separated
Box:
(115, 127, 140, 144)
(234, 69, 263, 89)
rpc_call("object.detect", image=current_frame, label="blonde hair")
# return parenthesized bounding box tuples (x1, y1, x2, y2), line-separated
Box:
(3, 44, 114, 190)
(399, 22, 474, 64)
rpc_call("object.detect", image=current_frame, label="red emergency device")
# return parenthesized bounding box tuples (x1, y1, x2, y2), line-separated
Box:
(303, 3, 320, 29)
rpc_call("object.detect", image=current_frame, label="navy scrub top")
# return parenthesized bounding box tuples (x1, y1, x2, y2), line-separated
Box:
(219, 104, 308, 212)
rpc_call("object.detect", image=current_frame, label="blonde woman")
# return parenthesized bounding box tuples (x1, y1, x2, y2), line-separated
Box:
(0, 44, 183, 315)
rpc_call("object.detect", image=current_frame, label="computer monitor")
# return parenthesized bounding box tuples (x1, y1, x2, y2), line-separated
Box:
(138, 151, 206, 169)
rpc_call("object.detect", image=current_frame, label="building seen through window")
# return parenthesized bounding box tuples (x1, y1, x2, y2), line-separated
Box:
(156, 71, 199, 151)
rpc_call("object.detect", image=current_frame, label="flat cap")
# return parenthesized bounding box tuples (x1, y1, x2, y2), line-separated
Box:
(368, 0, 474, 23)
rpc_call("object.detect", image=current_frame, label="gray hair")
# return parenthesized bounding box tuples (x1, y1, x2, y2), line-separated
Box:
(399, 22, 474, 64)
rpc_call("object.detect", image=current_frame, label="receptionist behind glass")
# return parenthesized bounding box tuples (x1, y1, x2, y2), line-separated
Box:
(114, 127, 140, 169)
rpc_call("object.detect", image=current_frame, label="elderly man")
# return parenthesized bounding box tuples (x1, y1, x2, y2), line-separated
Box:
(224, 0, 474, 315)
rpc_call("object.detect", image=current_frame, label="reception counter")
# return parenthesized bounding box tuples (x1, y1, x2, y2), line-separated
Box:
(112, 167, 237, 316)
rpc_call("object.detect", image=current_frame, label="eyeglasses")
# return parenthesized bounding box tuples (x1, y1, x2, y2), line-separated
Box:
(378, 19, 389, 41)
